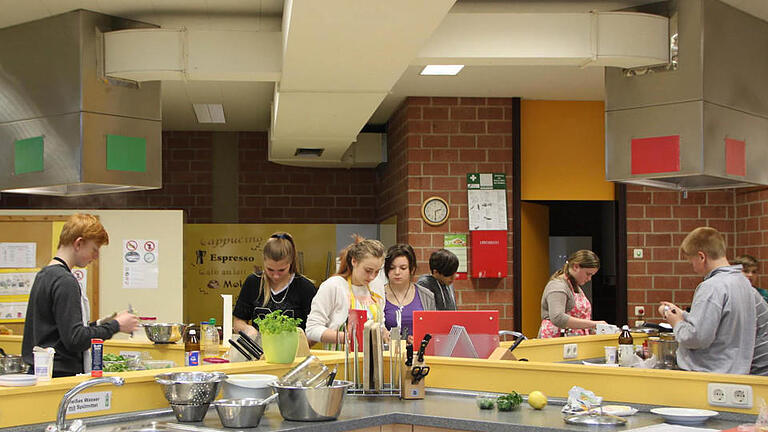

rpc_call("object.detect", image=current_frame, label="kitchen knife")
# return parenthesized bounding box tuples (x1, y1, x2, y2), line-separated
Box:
(228, 338, 252, 361)
(416, 333, 432, 363)
(508, 332, 527, 353)
(405, 343, 414, 367)
(237, 335, 261, 360)
(237, 330, 264, 356)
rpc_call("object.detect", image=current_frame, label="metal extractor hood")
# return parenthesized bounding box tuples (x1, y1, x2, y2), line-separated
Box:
(605, 0, 768, 190)
(0, 10, 162, 196)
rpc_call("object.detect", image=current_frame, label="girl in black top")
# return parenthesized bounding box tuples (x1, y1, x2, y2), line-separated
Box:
(233, 232, 317, 336)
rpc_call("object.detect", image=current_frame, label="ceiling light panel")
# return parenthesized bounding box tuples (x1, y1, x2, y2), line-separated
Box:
(420, 65, 464, 76)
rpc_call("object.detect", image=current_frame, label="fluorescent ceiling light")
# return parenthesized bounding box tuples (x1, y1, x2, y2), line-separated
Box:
(193, 104, 226, 123)
(420, 65, 464, 76)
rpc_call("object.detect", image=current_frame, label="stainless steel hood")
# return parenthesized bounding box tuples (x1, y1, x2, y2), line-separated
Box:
(605, 0, 768, 190)
(0, 10, 162, 197)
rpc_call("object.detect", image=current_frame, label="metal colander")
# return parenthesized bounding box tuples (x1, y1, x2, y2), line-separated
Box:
(154, 372, 227, 405)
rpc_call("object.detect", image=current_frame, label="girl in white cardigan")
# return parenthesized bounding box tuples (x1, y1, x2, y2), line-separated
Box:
(305, 236, 386, 344)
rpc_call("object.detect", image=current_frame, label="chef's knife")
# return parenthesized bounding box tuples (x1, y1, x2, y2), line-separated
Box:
(228, 338, 252, 361)
(416, 333, 432, 363)
(405, 343, 414, 367)
(238, 330, 264, 356)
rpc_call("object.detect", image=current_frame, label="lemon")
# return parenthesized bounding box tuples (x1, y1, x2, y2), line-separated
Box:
(527, 391, 548, 409)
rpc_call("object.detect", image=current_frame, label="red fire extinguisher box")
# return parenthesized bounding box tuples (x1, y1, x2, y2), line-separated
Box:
(470, 230, 508, 278)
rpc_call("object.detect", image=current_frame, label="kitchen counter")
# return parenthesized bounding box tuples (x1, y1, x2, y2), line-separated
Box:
(6, 389, 750, 432)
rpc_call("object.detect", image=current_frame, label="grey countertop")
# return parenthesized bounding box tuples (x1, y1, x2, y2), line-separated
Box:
(7, 389, 753, 432)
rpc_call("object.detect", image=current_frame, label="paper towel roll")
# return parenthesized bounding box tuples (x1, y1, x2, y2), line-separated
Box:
(221, 294, 232, 348)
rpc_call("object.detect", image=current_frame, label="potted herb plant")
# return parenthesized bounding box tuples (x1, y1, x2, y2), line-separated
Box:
(254, 310, 301, 364)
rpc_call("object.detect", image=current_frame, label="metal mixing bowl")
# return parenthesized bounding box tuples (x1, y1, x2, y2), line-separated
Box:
(214, 398, 269, 428)
(269, 380, 352, 421)
(170, 403, 211, 422)
(143, 323, 186, 344)
(0, 355, 27, 375)
(155, 372, 227, 405)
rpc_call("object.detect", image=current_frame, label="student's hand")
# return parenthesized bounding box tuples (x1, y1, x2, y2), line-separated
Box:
(114, 310, 140, 333)
(658, 301, 683, 326)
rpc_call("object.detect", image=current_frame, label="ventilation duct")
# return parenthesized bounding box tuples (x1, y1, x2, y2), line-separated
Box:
(0, 10, 162, 196)
(605, 0, 768, 190)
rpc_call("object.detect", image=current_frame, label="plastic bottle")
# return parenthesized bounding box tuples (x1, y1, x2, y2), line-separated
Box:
(618, 325, 634, 366)
(200, 321, 209, 357)
(203, 318, 220, 358)
(185, 328, 200, 366)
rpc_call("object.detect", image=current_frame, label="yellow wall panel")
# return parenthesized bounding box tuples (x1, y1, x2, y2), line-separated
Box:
(521, 100, 614, 201)
(521, 202, 550, 338)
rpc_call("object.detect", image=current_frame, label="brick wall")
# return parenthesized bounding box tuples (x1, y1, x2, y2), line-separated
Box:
(238, 132, 378, 223)
(625, 185, 736, 322)
(382, 96, 517, 330)
(734, 187, 768, 289)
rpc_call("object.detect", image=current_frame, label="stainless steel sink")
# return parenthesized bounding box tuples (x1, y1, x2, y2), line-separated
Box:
(111, 422, 222, 432)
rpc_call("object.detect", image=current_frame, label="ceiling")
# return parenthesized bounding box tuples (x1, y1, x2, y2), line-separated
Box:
(1, 0, 766, 131)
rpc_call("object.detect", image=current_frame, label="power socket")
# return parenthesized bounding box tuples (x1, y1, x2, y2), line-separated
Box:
(563, 343, 578, 359)
(707, 383, 753, 408)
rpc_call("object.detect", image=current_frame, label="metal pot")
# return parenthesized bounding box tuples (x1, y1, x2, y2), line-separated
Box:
(0, 355, 27, 375)
(269, 380, 352, 421)
(648, 334, 678, 369)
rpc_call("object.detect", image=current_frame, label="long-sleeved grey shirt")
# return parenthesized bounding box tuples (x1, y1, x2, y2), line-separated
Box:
(674, 265, 757, 374)
(540, 278, 578, 329)
(751, 288, 768, 375)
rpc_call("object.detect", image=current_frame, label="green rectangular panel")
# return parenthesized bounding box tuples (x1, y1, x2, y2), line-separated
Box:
(106, 134, 147, 172)
(14, 136, 44, 174)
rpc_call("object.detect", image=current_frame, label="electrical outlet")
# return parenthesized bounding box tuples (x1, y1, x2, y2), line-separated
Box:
(707, 383, 753, 408)
(634, 306, 645, 316)
(563, 343, 578, 359)
(633, 249, 643, 259)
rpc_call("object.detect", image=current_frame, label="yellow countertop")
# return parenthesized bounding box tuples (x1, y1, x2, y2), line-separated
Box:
(2, 334, 766, 428)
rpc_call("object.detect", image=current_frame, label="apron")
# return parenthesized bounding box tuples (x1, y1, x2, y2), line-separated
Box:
(539, 280, 592, 338)
(346, 277, 383, 323)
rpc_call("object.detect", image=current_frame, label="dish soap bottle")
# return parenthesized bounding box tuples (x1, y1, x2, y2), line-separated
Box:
(185, 328, 200, 366)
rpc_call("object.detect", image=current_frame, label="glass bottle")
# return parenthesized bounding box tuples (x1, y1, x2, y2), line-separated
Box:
(618, 325, 634, 366)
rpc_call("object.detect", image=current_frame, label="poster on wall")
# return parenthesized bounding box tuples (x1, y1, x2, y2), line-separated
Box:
(0, 242, 36, 268)
(443, 234, 468, 280)
(122, 239, 159, 289)
(467, 173, 508, 231)
(0, 271, 37, 295)
(184, 224, 338, 324)
(0, 302, 27, 320)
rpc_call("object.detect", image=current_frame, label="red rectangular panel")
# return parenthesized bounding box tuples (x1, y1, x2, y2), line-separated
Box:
(413, 310, 499, 358)
(631, 135, 680, 174)
(470, 230, 507, 278)
(725, 138, 746, 177)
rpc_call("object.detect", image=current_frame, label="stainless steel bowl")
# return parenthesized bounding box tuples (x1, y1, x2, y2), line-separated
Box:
(214, 398, 268, 428)
(143, 323, 186, 344)
(155, 372, 227, 405)
(269, 380, 352, 421)
(170, 403, 210, 422)
(0, 355, 27, 375)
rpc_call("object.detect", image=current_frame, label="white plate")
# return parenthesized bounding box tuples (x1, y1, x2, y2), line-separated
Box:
(0, 374, 38, 387)
(650, 407, 718, 425)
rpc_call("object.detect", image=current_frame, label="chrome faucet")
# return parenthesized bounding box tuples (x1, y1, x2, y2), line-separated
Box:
(47, 376, 125, 432)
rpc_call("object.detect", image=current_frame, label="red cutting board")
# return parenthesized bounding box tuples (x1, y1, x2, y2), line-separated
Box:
(412, 310, 500, 358)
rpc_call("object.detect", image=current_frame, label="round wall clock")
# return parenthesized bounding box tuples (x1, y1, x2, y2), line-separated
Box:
(421, 196, 450, 226)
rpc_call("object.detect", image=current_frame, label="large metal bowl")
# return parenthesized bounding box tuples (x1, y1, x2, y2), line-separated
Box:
(155, 372, 227, 405)
(143, 323, 186, 344)
(269, 380, 352, 421)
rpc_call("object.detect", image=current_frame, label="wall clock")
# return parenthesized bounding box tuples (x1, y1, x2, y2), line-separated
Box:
(421, 196, 450, 226)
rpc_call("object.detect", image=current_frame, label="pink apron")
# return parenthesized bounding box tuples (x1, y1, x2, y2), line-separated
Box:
(539, 283, 592, 338)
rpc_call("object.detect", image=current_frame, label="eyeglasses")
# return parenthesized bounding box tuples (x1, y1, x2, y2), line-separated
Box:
(271, 233, 293, 241)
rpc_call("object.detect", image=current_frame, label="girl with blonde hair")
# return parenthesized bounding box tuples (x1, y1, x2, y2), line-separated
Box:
(233, 232, 317, 337)
(305, 235, 386, 343)
(538, 249, 606, 338)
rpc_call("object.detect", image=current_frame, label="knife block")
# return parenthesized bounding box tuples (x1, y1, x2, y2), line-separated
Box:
(400, 360, 426, 400)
